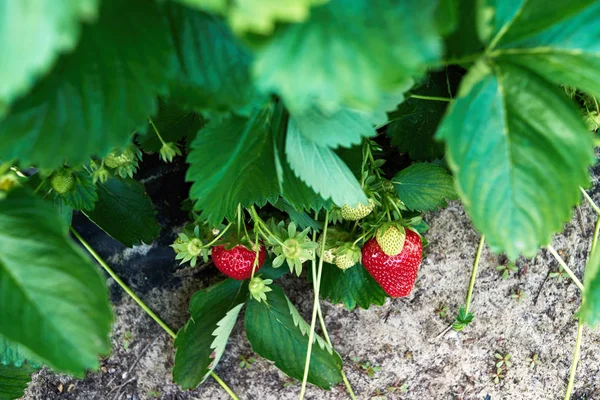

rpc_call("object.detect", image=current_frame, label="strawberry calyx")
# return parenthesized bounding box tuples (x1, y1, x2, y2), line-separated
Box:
(248, 276, 273, 303)
(333, 243, 361, 270)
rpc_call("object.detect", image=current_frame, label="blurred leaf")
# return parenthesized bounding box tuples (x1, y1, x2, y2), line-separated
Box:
(0, 0, 99, 111)
(252, 0, 441, 114)
(0, 363, 36, 400)
(0, 189, 112, 375)
(0, 0, 175, 168)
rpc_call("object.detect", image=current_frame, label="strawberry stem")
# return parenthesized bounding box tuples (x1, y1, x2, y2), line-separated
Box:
(464, 235, 485, 315)
(71, 227, 240, 400)
(547, 245, 584, 291)
(202, 222, 232, 248)
(564, 319, 584, 400)
(249, 205, 286, 247)
(300, 211, 330, 399)
(148, 117, 167, 146)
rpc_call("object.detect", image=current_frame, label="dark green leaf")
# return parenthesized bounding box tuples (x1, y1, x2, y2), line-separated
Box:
(392, 163, 457, 212)
(286, 119, 366, 207)
(437, 62, 595, 258)
(0, 363, 36, 400)
(0, 0, 175, 168)
(187, 103, 280, 225)
(84, 178, 160, 247)
(245, 285, 343, 389)
(0, 1, 98, 111)
(273, 198, 323, 231)
(386, 70, 460, 161)
(443, 0, 483, 59)
(59, 170, 97, 211)
(139, 100, 202, 153)
(435, 0, 458, 36)
(320, 263, 387, 310)
(483, 2, 600, 98)
(258, 258, 290, 280)
(166, 3, 257, 114)
(582, 244, 600, 327)
(0, 189, 112, 375)
(252, 0, 441, 114)
(174, 279, 248, 389)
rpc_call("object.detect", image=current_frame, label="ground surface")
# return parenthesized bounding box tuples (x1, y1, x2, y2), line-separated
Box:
(22, 160, 600, 400)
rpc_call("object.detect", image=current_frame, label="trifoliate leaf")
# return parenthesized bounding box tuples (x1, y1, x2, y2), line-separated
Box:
(252, 0, 442, 114)
(0, 0, 175, 168)
(392, 163, 457, 212)
(174, 279, 248, 389)
(437, 61, 595, 259)
(245, 284, 343, 389)
(166, 3, 257, 114)
(0, 189, 112, 375)
(0, 0, 99, 111)
(84, 178, 160, 248)
(187, 103, 280, 225)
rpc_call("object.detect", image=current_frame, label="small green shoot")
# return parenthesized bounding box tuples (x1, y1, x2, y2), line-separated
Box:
(511, 289, 527, 303)
(496, 263, 518, 280)
(239, 355, 257, 370)
(434, 302, 449, 318)
(527, 353, 541, 369)
(495, 353, 512, 369)
(452, 307, 474, 331)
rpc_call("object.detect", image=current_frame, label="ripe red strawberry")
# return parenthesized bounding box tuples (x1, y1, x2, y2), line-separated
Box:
(361, 229, 422, 298)
(212, 243, 267, 280)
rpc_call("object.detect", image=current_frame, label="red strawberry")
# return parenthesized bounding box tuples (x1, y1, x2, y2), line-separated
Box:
(212, 244, 267, 280)
(361, 229, 422, 298)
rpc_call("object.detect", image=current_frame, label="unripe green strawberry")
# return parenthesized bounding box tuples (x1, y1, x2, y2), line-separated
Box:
(376, 224, 406, 256)
(316, 235, 337, 264)
(50, 172, 75, 194)
(334, 243, 361, 270)
(341, 199, 375, 221)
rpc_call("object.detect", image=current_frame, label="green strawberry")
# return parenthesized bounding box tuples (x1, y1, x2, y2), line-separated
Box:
(334, 243, 361, 270)
(50, 172, 75, 194)
(341, 199, 375, 221)
(376, 224, 406, 256)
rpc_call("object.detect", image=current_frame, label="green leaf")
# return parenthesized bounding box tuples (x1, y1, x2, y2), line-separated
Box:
(0, 363, 36, 400)
(59, 170, 97, 212)
(0, 189, 112, 375)
(436, 61, 595, 258)
(174, 279, 248, 389)
(435, 0, 458, 36)
(582, 246, 600, 327)
(187, 103, 280, 225)
(166, 3, 257, 114)
(0, 338, 39, 369)
(271, 104, 330, 212)
(290, 106, 377, 149)
(320, 263, 387, 310)
(444, 0, 483, 59)
(392, 163, 457, 212)
(0, 0, 175, 168)
(84, 178, 160, 248)
(252, 0, 442, 114)
(386, 70, 460, 161)
(139, 100, 202, 153)
(483, 2, 600, 98)
(0, 0, 99, 111)
(286, 119, 366, 207)
(245, 284, 343, 389)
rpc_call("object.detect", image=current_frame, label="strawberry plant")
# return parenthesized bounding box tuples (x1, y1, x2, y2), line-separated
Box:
(2, 1, 600, 399)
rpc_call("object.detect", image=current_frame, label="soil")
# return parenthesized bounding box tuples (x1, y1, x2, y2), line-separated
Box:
(21, 158, 600, 400)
